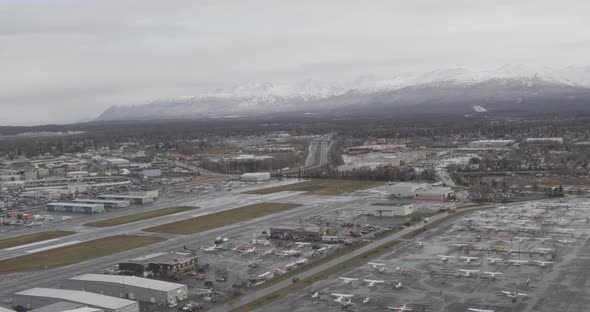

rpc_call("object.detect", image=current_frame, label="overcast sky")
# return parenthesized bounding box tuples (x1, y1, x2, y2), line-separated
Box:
(1, 0, 589, 125)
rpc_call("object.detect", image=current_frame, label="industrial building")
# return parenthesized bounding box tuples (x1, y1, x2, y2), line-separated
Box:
(97, 194, 154, 205)
(386, 182, 428, 198)
(45, 202, 104, 214)
(141, 169, 161, 178)
(73, 199, 130, 209)
(269, 227, 324, 241)
(31, 302, 103, 312)
(414, 187, 454, 201)
(63, 274, 187, 307)
(525, 137, 564, 145)
(240, 172, 271, 182)
(0, 306, 14, 312)
(12, 288, 139, 312)
(467, 140, 515, 148)
(118, 252, 198, 278)
(369, 204, 414, 217)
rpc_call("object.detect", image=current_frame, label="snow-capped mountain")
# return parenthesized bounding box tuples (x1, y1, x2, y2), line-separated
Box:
(95, 65, 590, 121)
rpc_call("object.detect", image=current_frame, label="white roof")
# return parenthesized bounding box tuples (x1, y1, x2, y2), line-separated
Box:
(73, 199, 128, 204)
(98, 194, 152, 199)
(70, 274, 186, 292)
(64, 308, 103, 312)
(46, 202, 103, 208)
(14, 288, 136, 310)
(0, 306, 14, 312)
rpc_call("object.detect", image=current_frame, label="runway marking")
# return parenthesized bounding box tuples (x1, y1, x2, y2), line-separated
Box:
(2, 238, 62, 251)
(25, 240, 81, 253)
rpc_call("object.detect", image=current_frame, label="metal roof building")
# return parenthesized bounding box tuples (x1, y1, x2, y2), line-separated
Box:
(63, 274, 187, 307)
(97, 194, 154, 205)
(45, 202, 104, 214)
(13, 288, 138, 312)
(73, 199, 130, 209)
(31, 302, 103, 312)
(0, 306, 14, 312)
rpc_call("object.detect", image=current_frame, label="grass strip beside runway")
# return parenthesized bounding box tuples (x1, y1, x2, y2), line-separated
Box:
(244, 179, 384, 196)
(143, 203, 301, 234)
(84, 206, 196, 227)
(0, 231, 75, 249)
(0, 235, 164, 274)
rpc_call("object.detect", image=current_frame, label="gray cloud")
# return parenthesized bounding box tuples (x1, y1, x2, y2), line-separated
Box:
(1, 0, 589, 125)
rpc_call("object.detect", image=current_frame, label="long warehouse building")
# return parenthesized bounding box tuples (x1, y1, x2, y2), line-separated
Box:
(45, 202, 104, 214)
(13, 288, 138, 312)
(62, 274, 187, 307)
(73, 199, 130, 209)
(97, 195, 154, 205)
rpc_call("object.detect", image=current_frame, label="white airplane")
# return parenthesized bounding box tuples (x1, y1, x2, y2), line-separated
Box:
(487, 257, 502, 264)
(278, 249, 301, 257)
(272, 267, 285, 275)
(368, 262, 387, 272)
(388, 304, 412, 311)
(296, 258, 309, 265)
(363, 279, 385, 287)
(259, 249, 274, 257)
(332, 293, 353, 304)
(468, 309, 495, 312)
(501, 290, 528, 299)
(483, 272, 503, 279)
(458, 269, 479, 277)
(200, 245, 221, 252)
(460, 256, 479, 263)
(295, 242, 311, 248)
(242, 247, 257, 254)
(437, 255, 455, 262)
(456, 233, 463, 240)
(394, 282, 404, 289)
(258, 271, 272, 279)
(311, 292, 320, 300)
(339, 277, 359, 285)
(362, 297, 371, 304)
(513, 236, 529, 242)
(534, 260, 554, 267)
(557, 239, 574, 244)
(508, 259, 528, 266)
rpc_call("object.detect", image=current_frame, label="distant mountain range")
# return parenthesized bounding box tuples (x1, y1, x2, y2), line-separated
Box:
(95, 65, 590, 121)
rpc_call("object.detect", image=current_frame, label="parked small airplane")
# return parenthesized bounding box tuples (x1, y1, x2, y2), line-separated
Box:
(458, 269, 479, 277)
(487, 257, 502, 264)
(437, 255, 455, 262)
(534, 260, 554, 267)
(501, 290, 528, 302)
(393, 282, 404, 289)
(460, 256, 479, 263)
(483, 272, 503, 279)
(200, 245, 221, 252)
(362, 297, 371, 304)
(331, 293, 353, 306)
(368, 262, 387, 272)
(363, 279, 385, 287)
(339, 277, 359, 285)
(295, 242, 311, 248)
(388, 303, 412, 311)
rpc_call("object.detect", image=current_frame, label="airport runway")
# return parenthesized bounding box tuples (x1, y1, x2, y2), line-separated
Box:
(0, 180, 372, 302)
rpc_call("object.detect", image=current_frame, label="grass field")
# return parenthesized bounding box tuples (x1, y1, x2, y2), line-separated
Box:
(244, 179, 384, 196)
(0, 235, 164, 274)
(144, 203, 301, 234)
(84, 206, 196, 227)
(0, 231, 75, 250)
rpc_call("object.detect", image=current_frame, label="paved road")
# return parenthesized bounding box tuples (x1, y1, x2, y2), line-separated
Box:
(209, 205, 489, 312)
